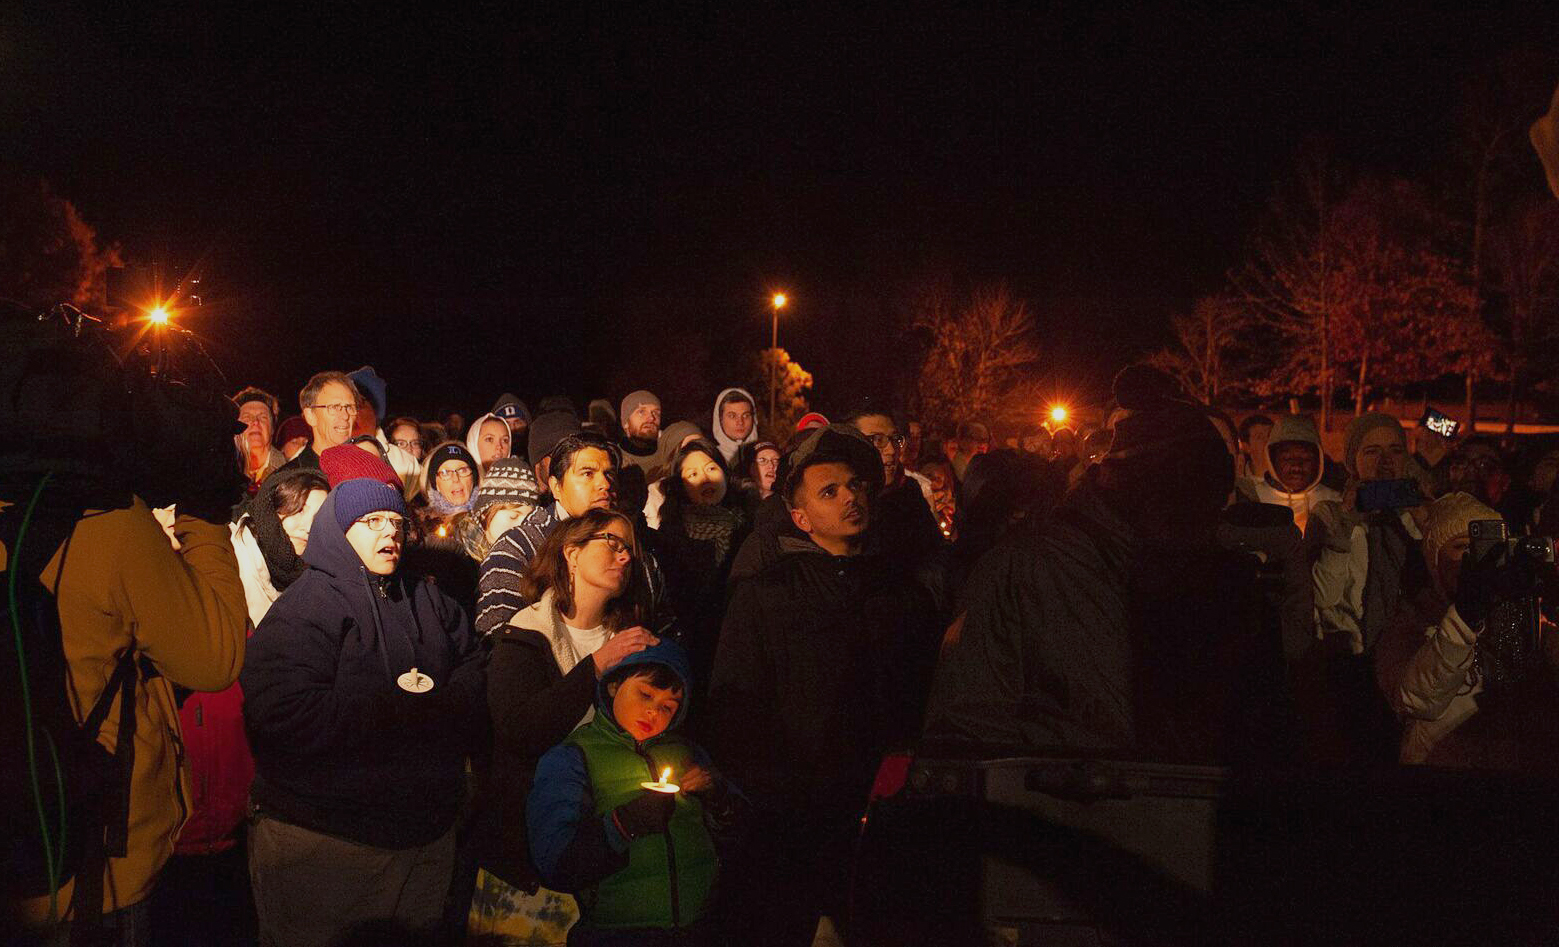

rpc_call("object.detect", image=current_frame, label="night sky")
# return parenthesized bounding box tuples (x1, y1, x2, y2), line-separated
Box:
(4, 4, 1553, 421)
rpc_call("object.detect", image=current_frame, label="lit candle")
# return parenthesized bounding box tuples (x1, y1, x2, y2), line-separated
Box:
(640, 765, 679, 794)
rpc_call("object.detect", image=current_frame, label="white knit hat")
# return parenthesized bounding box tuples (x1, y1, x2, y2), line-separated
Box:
(1421, 492, 1500, 591)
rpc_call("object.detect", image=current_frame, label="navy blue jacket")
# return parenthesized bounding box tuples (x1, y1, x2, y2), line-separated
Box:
(241, 490, 487, 848)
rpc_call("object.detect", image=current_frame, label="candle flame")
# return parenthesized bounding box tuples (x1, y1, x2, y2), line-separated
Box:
(660, 766, 672, 784)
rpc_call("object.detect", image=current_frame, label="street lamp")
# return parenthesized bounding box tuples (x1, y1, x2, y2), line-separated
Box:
(1049, 405, 1068, 424)
(148, 306, 170, 326)
(769, 292, 789, 428)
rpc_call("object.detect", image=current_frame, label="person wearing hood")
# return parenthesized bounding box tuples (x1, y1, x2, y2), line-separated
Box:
(528, 639, 743, 946)
(470, 508, 659, 944)
(708, 424, 942, 946)
(1234, 413, 1341, 535)
(467, 411, 514, 471)
(643, 419, 709, 527)
(492, 393, 531, 444)
(711, 386, 758, 466)
(275, 414, 312, 462)
(655, 438, 754, 695)
(737, 439, 781, 501)
(1373, 493, 1559, 771)
(418, 441, 480, 533)
(1305, 412, 1430, 763)
(618, 389, 662, 474)
(241, 478, 487, 947)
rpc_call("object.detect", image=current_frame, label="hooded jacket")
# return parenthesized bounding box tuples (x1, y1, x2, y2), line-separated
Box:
(466, 411, 513, 468)
(528, 642, 733, 932)
(708, 535, 941, 815)
(1235, 414, 1340, 535)
(22, 501, 247, 917)
(240, 490, 487, 849)
(710, 387, 759, 466)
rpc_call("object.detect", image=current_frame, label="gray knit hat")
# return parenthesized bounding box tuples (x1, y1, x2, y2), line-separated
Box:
(1344, 412, 1406, 479)
(471, 457, 540, 516)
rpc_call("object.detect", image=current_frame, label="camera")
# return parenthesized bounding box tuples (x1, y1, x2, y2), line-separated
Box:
(1467, 519, 1557, 567)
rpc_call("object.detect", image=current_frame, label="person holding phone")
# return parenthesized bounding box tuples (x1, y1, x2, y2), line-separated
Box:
(1307, 413, 1431, 762)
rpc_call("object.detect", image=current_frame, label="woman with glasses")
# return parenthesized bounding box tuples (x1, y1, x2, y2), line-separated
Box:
(241, 477, 488, 946)
(388, 416, 427, 462)
(416, 441, 481, 535)
(471, 508, 659, 945)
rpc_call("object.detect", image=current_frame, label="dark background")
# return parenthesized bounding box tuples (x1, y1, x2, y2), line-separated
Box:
(3, 4, 1553, 420)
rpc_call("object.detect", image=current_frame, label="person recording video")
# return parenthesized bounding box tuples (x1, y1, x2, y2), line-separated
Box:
(3, 306, 249, 943)
(1375, 494, 1559, 772)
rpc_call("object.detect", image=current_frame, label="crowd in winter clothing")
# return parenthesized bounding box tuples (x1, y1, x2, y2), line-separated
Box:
(16, 350, 1559, 947)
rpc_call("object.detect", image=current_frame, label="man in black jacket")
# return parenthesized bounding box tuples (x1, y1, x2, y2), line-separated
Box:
(708, 425, 941, 945)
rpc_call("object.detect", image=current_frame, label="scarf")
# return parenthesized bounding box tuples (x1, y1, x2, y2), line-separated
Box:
(426, 488, 473, 517)
(246, 479, 308, 590)
(678, 503, 742, 562)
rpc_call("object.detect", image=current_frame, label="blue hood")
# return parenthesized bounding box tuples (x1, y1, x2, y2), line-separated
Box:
(302, 489, 384, 581)
(597, 638, 694, 731)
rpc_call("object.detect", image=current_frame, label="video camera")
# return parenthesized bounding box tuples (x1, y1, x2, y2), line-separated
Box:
(0, 301, 243, 518)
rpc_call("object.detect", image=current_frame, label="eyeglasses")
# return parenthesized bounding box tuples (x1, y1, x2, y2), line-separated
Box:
(754, 456, 780, 468)
(584, 533, 634, 557)
(436, 466, 475, 481)
(311, 402, 359, 417)
(356, 514, 405, 534)
(392, 437, 424, 452)
(865, 433, 906, 450)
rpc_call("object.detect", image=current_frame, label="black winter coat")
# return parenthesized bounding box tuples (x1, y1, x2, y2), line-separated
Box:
(707, 538, 941, 817)
(241, 491, 487, 849)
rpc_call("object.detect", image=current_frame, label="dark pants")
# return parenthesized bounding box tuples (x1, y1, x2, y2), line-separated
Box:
(248, 812, 456, 947)
(148, 844, 257, 946)
(719, 805, 855, 947)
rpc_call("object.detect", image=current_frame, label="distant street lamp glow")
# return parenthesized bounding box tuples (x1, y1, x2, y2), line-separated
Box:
(772, 292, 788, 310)
(148, 306, 170, 325)
(1049, 405, 1069, 424)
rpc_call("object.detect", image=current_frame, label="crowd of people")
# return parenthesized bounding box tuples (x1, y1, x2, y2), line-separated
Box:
(11, 349, 1559, 947)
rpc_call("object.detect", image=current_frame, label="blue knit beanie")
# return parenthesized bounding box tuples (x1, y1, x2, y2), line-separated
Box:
(333, 477, 408, 532)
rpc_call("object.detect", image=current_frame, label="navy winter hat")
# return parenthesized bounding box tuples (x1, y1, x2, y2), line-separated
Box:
(492, 393, 531, 424)
(332, 477, 408, 532)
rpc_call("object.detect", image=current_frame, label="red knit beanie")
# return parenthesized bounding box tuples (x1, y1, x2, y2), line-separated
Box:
(320, 443, 403, 491)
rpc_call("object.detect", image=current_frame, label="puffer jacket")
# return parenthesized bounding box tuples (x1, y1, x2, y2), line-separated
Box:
(528, 642, 735, 932)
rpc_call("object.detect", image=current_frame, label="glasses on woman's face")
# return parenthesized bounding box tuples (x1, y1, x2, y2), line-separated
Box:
(755, 455, 780, 470)
(436, 465, 474, 482)
(866, 433, 906, 451)
(584, 532, 634, 558)
(356, 513, 405, 535)
(392, 437, 424, 452)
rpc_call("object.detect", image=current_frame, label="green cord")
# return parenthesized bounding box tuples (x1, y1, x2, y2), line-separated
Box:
(8, 472, 62, 922)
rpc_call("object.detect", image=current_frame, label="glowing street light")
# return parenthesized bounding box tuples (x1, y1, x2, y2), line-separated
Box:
(769, 291, 790, 430)
(1049, 405, 1069, 424)
(148, 306, 170, 326)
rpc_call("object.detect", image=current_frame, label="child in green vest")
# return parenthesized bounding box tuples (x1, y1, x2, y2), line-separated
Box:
(528, 639, 744, 946)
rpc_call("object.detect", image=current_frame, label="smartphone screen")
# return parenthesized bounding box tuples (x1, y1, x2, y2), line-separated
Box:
(1356, 478, 1423, 512)
(1420, 407, 1460, 440)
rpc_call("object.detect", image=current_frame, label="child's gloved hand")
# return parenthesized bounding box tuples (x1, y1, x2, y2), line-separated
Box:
(680, 765, 715, 794)
(615, 790, 675, 839)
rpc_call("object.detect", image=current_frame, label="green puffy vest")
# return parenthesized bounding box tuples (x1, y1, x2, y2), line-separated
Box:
(564, 713, 720, 929)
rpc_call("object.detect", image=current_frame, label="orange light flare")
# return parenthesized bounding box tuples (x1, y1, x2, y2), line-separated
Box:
(148, 306, 170, 326)
(771, 292, 788, 310)
(1049, 405, 1069, 424)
